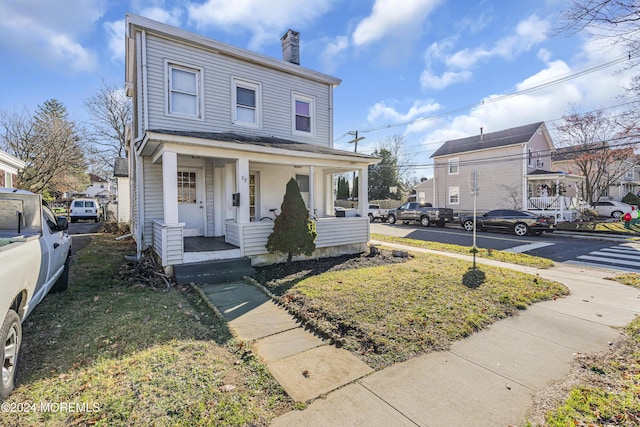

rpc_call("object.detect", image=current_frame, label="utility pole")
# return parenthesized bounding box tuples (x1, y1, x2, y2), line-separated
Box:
(347, 131, 365, 200)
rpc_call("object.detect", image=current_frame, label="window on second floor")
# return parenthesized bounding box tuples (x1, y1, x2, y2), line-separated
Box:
(292, 93, 315, 137)
(448, 158, 459, 175)
(232, 78, 261, 128)
(167, 62, 202, 118)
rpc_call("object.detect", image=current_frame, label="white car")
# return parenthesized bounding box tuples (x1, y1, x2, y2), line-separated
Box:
(591, 200, 634, 219)
(69, 198, 100, 223)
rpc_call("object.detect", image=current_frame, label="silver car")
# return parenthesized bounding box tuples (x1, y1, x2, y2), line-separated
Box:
(591, 200, 634, 219)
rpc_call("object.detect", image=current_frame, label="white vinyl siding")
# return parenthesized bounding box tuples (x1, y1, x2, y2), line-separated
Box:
(143, 34, 332, 146)
(232, 77, 261, 128)
(166, 61, 203, 119)
(142, 158, 164, 249)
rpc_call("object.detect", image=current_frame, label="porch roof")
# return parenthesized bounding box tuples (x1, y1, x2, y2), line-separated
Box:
(138, 130, 380, 165)
(526, 169, 584, 182)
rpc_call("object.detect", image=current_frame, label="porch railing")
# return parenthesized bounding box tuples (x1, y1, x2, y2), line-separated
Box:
(526, 196, 581, 222)
(225, 216, 370, 257)
(151, 220, 184, 266)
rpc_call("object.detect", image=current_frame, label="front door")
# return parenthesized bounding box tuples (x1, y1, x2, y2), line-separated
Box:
(177, 168, 205, 237)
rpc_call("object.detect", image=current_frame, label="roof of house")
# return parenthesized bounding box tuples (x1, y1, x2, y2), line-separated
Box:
(88, 173, 107, 183)
(146, 129, 380, 161)
(430, 122, 545, 158)
(126, 14, 341, 87)
(114, 157, 128, 177)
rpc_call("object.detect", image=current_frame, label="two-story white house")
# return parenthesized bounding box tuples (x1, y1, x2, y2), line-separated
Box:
(124, 14, 378, 278)
(429, 122, 583, 221)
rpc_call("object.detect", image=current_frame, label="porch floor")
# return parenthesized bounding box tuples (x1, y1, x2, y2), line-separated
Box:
(184, 236, 239, 252)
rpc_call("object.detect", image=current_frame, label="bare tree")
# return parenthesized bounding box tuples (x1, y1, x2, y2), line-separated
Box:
(554, 109, 635, 204)
(0, 99, 88, 197)
(499, 183, 521, 209)
(84, 82, 132, 176)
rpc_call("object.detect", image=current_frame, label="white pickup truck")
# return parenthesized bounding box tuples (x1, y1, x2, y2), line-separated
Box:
(0, 188, 71, 399)
(367, 204, 389, 223)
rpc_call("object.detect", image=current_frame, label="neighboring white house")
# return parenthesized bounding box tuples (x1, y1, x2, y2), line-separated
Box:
(124, 14, 379, 268)
(84, 173, 111, 201)
(430, 122, 584, 221)
(0, 149, 25, 188)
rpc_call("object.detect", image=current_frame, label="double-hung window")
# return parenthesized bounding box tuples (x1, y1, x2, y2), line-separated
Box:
(167, 62, 202, 118)
(449, 186, 460, 204)
(448, 158, 459, 175)
(292, 93, 315, 137)
(232, 78, 261, 127)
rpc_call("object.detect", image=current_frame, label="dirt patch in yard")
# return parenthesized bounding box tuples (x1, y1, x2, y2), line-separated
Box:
(251, 249, 408, 296)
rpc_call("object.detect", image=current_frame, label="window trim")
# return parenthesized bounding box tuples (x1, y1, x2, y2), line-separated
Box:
(165, 60, 204, 120)
(448, 186, 460, 205)
(292, 92, 315, 138)
(448, 158, 459, 175)
(232, 77, 261, 129)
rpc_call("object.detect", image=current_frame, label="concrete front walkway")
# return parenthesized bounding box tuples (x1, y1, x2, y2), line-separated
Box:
(271, 242, 640, 426)
(199, 282, 373, 402)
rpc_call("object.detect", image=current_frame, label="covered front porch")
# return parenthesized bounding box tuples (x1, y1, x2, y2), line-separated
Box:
(525, 171, 585, 222)
(135, 131, 378, 268)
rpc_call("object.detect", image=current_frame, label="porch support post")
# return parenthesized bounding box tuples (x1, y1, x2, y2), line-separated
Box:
(236, 158, 250, 223)
(358, 165, 369, 217)
(162, 151, 178, 224)
(308, 165, 315, 216)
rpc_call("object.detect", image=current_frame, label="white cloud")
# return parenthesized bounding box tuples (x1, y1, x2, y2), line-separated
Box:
(367, 100, 441, 124)
(319, 35, 349, 73)
(0, 0, 104, 72)
(352, 0, 442, 47)
(420, 69, 472, 90)
(419, 15, 551, 91)
(105, 20, 126, 63)
(187, 0, 333, 50)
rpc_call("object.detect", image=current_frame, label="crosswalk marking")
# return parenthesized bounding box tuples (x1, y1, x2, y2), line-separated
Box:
(573, 244, 640, 271)
(503, 242, 555, 253)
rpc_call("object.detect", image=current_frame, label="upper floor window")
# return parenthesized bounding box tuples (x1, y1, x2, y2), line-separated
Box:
(167, 62, 202, 118)
(448, 158, 459, 175)
(292, 93, 315, 137)
(528, 149, 532, 166)
(232, 78, 261, 128)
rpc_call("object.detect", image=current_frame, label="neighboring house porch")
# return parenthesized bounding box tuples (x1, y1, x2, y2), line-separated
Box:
(135, 130, 376, 268)
(525, 171, 585, 221)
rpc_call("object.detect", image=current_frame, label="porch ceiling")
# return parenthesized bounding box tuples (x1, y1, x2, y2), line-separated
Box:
(138, 130, 380, 168)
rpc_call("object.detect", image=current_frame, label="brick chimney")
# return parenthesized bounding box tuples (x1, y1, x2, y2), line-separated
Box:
(281, 29, 300, 65)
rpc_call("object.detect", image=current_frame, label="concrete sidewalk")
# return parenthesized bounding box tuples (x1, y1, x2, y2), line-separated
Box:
(201, 242, 640, 426)
(272, 242, 640, 426)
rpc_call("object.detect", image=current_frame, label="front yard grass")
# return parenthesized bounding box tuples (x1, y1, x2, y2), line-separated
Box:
(264, 251, 567, 369)
(610, 272, 640, 289)
(371, 233, 555, 269)
(5, 233, 292, 427)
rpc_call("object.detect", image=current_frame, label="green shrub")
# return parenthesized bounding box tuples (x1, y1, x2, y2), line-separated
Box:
(266, 178, 316, 264)
(621, 192, 640, 206)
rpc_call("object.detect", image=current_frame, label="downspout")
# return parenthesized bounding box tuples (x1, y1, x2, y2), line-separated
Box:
(141, 29, 149, 131)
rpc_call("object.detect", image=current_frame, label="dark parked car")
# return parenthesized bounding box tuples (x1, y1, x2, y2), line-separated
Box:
(460, 209, 555, 236)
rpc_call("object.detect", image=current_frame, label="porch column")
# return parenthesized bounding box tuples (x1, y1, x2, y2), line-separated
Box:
(358, 165, 369, 217)
(236, 158, 250, 223)
(308, 165, 315, 216)
(162, 151, 179, 224)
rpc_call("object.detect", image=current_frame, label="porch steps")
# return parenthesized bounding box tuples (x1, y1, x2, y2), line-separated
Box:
(173, 257, 256, 285)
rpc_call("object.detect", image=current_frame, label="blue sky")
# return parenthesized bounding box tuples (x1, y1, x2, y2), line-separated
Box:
(0, 0, 634, 179)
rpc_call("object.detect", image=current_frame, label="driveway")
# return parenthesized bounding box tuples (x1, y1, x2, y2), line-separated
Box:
(68, 221, 102, 253)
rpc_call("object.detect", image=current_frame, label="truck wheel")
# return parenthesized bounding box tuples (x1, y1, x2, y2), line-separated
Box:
(52, 253, 71, 293)
(1, 310, 21, 400)
(420, 216, 431, 227)
(436, 220, 446, 228)
(388, 214, 396, 224)
(368, 214, 375, 223)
